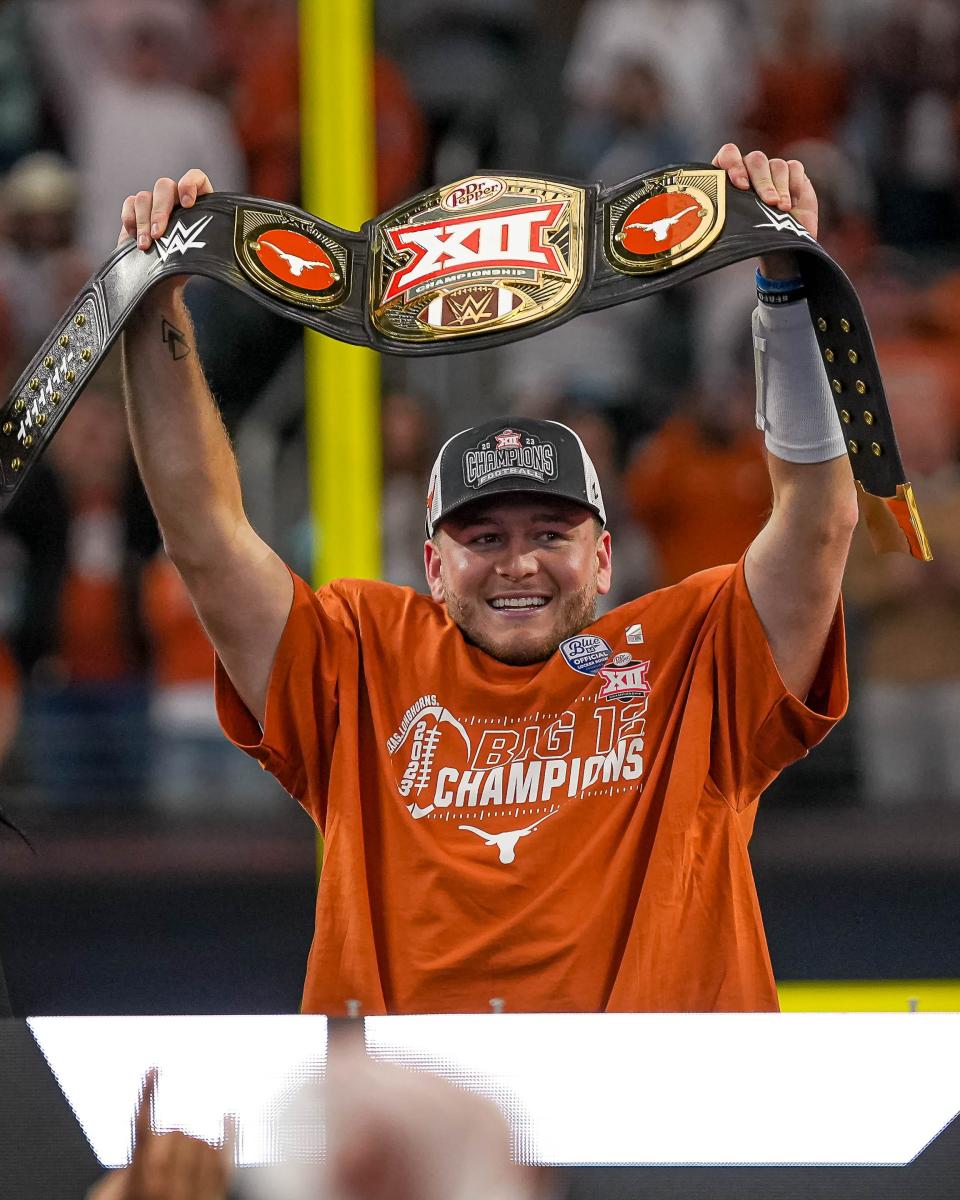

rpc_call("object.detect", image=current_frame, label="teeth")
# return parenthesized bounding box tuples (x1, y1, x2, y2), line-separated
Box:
(490, 597, 548, 609)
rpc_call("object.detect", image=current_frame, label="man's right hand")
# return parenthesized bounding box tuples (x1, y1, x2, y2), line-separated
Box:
(117, 170, 215, 252)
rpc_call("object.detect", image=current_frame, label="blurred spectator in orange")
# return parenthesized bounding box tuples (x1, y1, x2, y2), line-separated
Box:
(558, 404, 654, 608)
(30, 0, 245, 257)
(558, 55, 692, 182)
(49, 387, 144, 687)
(208, 0, 299, 202)
(624, 374, 771, 588)
(914, 270, 960, 429)
(374, 54, 428, 211)
(565, 0, 755, 159)
(864, 243, 960, 451)
(381, 391, 434, 592)
(844, 387, 960, 806)
(743, 0, 851, 152)
(0, 151, 90, 372)
(208, 0, 425, 207)
(874, 326, 960, 455)
(25, 364, 153, 806)
(141, 551, 279, 817)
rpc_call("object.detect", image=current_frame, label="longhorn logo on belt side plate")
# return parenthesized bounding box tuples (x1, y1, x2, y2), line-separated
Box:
(370, 175, 585, 342)
(604, 167, 726, 274)
(234, 208, 350, 308)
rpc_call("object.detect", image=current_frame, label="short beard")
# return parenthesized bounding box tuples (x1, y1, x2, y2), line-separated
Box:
(443, 579, 598, 665)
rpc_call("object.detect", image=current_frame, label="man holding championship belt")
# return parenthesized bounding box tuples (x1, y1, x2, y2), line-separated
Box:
(118, 145, 853, 1015)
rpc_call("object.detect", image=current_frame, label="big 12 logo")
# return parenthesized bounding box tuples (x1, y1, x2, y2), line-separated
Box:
(370, 175, 585, 343)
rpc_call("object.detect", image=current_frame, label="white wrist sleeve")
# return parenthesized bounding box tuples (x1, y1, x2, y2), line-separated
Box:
(752, 299, 848, 463)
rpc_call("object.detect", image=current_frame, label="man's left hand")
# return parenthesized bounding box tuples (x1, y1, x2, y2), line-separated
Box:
(86, 1069, 234, 1200)
(712, 143, 819, 278)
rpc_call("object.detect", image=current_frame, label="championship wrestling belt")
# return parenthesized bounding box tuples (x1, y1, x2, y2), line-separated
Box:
(0, 164, 930, 559)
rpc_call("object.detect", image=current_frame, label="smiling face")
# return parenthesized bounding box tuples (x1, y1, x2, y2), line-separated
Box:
(424, 494, 612, 665)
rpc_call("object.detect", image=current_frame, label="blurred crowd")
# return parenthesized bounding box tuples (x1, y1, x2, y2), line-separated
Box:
(1, 0, 959, 823)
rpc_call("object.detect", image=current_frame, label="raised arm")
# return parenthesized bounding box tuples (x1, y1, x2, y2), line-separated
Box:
(119, 172, 292, 724)
(713, 145, 859, 700)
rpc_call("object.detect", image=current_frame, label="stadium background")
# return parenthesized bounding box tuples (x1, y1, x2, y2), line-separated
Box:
(0, 0, 957, 1016)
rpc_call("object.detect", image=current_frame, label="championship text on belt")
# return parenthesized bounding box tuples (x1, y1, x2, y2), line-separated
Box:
(0, 164, 931, 559)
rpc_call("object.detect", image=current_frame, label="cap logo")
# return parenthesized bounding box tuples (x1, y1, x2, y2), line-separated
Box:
(495, 428, 523, 450)
(463, 427, 557, 490)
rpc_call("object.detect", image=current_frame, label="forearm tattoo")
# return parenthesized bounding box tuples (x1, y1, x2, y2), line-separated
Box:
(160, 317, 192, 360)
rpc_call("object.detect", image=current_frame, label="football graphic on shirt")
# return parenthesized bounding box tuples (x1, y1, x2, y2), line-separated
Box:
(391, 705, 472, 818)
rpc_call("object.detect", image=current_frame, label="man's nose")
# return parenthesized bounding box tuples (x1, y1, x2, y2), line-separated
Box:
(494, 543, 539, 579)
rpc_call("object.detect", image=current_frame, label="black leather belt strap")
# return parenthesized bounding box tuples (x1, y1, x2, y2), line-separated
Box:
(0, 162, 930, 559)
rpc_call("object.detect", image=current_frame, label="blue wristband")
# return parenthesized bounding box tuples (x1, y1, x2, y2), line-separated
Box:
(755, 268, 804, 292)
(756, 268, 805, 305)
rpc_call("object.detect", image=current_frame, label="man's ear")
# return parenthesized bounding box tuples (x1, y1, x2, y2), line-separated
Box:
(596, 529, 612, 596)
(424, 536, 445, 602)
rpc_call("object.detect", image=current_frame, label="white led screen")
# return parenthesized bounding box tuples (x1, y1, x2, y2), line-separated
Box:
(28, 1013, 960, 1167)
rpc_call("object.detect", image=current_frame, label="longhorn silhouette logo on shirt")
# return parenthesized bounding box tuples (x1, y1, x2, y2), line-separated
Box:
(459, 811, 556, 863)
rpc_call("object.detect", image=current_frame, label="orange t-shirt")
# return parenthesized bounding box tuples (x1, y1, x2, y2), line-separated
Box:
(216, 561, 846, 1016)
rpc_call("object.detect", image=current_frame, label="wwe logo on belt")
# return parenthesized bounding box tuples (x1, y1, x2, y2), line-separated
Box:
(380, 203, 567, 303)
(753, 199, 816, 242)
(155, 214, 214, 262)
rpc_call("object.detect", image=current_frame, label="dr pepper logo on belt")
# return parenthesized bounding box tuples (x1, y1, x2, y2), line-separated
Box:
(604, 167, 726, 275)
(233, 207, 349, 309)
(370, 174, 585, 343)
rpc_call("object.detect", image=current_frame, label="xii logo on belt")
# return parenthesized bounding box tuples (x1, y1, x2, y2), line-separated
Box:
(604, 167, 726, 275)
(370, 174, 585, 342)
